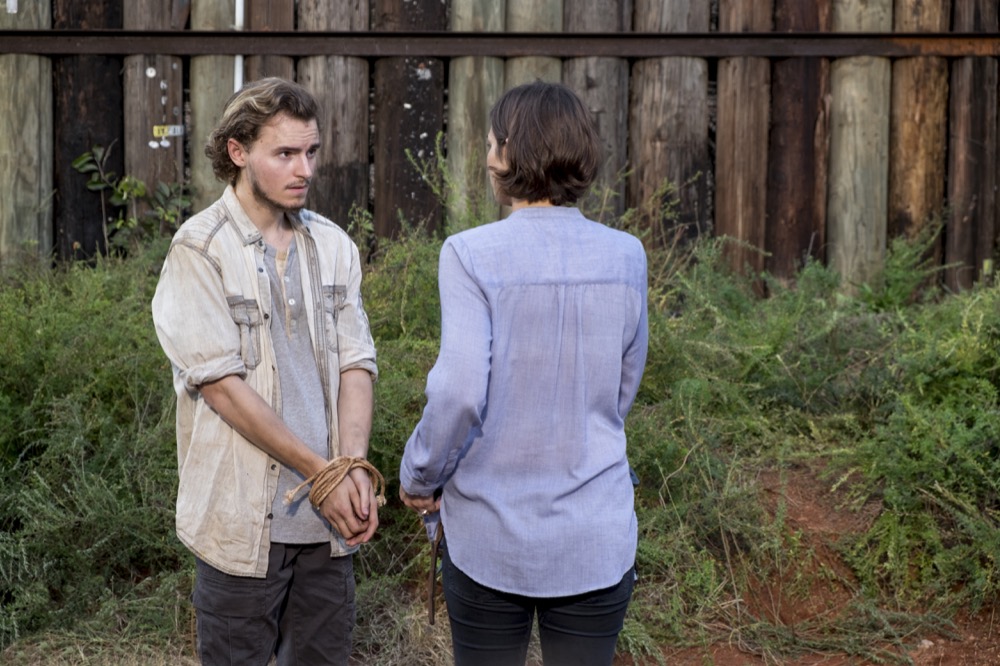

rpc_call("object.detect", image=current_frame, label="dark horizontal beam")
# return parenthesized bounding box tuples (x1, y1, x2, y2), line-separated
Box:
(0, 30, 998, 58)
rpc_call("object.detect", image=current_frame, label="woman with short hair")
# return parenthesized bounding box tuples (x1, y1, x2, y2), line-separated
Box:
(399, 81, 649, 666)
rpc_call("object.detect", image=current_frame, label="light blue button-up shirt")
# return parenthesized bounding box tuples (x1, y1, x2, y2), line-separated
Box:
(400, 206, 648, 597)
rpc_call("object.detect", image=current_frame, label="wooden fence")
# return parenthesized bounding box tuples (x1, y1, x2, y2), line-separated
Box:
(2, 0, 999, 293)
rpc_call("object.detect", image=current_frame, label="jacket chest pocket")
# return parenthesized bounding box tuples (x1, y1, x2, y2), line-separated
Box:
(321, 285, 346, 352)
(227, 297, 263, 370)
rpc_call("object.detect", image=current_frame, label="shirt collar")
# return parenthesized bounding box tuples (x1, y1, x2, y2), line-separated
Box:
(220, 185, 310, 246)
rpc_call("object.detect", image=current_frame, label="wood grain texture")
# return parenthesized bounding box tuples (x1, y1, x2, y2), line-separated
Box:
(765, 0, 830, 281)
(52, 0, 123, 260)
(246, 0, 294, 82)
(888, 0, 950, 257)
(298, 0, 370, 227)
(563, 0, 633, 222)
(447, 0, 505, 229)
(715, 0, 773, 275)
(0, 4, 52, 260)
(372, 0, 448, 237)
(827, 56, 891, 290)
(190, 0, 237, 213)
(946, 0, 998, 290)
(564, 57, 629, 224)
(826, 0, 891, 291)
(123, 0, 187, 227)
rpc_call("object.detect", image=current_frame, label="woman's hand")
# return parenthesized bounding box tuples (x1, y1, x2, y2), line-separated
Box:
(399, 486, 441, 517)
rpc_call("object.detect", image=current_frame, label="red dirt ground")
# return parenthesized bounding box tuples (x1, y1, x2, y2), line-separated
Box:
(619, 465, 1000, 666)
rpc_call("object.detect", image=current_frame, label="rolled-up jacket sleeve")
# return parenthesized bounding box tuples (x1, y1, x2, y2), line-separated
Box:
(334, 242, 378, 380)
(152, 241, 247, 392)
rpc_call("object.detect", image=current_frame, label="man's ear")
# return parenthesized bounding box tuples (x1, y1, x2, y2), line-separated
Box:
(228, 138, 248, 168)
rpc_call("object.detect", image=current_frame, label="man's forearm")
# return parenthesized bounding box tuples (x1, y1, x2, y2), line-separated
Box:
(199, 374, 328, 477)
(337, 368, 374, 458)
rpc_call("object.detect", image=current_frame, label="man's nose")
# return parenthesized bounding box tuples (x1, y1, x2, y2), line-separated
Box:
(297, 154, 314, 178)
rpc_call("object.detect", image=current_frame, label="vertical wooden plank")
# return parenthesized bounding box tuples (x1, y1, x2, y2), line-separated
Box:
(827, 0, 892, 291)
(246, 0, 294, 81)
(564, 0, 631, 224)
(190, 0, 237, 214)
(765, 0, 830, 283)
(123, 1, 188, 232)
(631, 0, 710, 239)
(372, 0, 447, 238)
(505, 0, 562, 87)
(447, 0, 506, 230)
(298, 1, 370, 228)
(52, 0, 124, 260)
(888, 0, 950, 258)
(0, 2, 52, 262)
(946, 0, 998, 291)
(715, 0, 773, 277)
(501, 0, 562, 219)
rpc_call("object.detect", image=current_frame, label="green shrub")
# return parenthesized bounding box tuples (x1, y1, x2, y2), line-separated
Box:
(0, 246, 185, 649)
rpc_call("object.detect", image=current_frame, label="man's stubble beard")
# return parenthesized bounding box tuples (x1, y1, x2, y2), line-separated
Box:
(246, 163, 309, 214)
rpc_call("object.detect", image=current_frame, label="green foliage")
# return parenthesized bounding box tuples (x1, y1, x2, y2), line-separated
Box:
(72, 144, 189, 253)
(0, 247, 185, 650)
(836, 283, 1000, 607)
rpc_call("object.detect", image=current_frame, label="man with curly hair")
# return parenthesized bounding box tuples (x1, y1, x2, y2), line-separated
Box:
(152, 77, 379, 666)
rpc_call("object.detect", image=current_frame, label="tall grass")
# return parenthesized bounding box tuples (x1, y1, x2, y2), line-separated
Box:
(2, 195, 999, 664)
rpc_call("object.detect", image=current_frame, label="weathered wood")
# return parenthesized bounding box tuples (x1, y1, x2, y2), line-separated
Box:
(946, 0, 998, 290)
(372, 0, 447, 237)
(447, 0, 506, 230)
(246, 0, 294, 81)
(564, 58, 629, 224)
(564, 0, 632, 223)
(298, 1, 370, 228)
(190, 0, 238, 213)
(827, 0, 892, 291)
(123, 1, 187, 231)
(506, 0, 561, 88)
(715, 0, 772, 276)
(888, 0, 950, 248)
(52, 0, 123, 260)
(0, 2, 52, 262)
(564, 0, 631, 32)
(766, 0, 830, 281)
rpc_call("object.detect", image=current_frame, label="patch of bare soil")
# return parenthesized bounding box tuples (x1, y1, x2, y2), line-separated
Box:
(620, 464, 1000, 666)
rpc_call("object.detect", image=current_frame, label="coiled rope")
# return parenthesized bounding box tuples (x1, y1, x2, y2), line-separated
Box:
(285, 456, 387, 510)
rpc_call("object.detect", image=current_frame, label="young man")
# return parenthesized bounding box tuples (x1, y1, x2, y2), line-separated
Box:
(152, 77, 379, 665)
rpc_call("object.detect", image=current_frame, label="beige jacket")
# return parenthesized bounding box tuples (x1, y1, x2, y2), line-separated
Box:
(152, 186, 377, 577)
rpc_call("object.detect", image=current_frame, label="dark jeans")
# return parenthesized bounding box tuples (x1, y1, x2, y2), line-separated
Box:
(441, 545, 634, 666)
(193, 543, 355, 666)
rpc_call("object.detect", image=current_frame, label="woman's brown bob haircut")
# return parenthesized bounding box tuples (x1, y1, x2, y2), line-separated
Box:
(205, 77, 321, 185)
(489, 81, 601, 206)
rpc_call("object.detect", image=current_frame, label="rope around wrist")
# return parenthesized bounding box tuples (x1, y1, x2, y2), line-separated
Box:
(285, 456, 387, 510)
